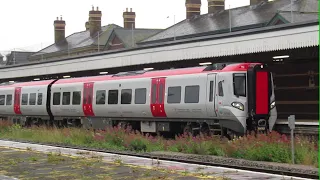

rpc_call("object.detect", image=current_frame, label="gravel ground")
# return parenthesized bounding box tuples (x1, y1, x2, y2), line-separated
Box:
(0, 147, 223, 180)
(1, 138, 318, 178)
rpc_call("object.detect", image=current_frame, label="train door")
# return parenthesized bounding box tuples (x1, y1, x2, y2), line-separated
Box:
(150, 78, 167, 117)
(83, 82, 95, 116)
(14, 87, 21, 115)
(216, 74, 226, 115)
(206, 74, 217, 117)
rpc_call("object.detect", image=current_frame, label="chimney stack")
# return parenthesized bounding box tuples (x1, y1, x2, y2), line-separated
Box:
(53, 16, 66, 44)
(250, 0, 268, 5)
(89, 6, 102, 37)
(123, 8, 136, 29)
(208, 0, 225, 14)
(85, 21, 90, 30)
(185, 0, 201, 19)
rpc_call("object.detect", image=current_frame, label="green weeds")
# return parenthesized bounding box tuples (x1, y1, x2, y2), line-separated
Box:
(0, 121, 318, 167)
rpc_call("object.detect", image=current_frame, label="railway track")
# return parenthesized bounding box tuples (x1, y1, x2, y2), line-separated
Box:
(0, 138, 318, 179)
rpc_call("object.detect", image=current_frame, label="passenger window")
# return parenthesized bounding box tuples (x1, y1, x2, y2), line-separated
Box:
(62, 92, 71, 105)
(53, 92, 61, 105)
(108, 90, 118, 104)
(185, 85, 200, 103)
(87, 88, 93, 104)
(167, 86, 181, 104)
(159, 84, 164, 103)
(29, 93, 36, 105)
(0, 95, 5, 105)
(135, 88, 146, 104)
(218, 81, 224, 97)
(21, 94, 28, 105)
(96, 90, 106, 105)
(209, 81, 214, 102)
(151, 84, 156, 103)
(6, 95, 12, 105)
(72, 91, 81, 105)
(121, 89, 132, 104)
(37, 93, 43, 105)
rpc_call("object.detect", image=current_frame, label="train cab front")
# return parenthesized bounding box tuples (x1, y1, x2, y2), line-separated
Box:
(246, 63, 277, 133)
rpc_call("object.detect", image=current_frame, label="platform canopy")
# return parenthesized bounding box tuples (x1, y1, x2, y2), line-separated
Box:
(0, 20, 318, 80)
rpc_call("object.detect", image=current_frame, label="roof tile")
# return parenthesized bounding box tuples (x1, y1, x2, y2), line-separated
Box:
(140, 0, 318, 44)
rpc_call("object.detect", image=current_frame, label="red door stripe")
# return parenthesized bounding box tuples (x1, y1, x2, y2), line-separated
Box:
(256, 71, 269, 115)
(83, 82, 95, 116)
(14, 87, 21, 115)
(150, 78, 167, 117)
(158, 78, 167, 117)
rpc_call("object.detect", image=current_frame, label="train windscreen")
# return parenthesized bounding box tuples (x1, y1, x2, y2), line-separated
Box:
(233, 73, 246, 97)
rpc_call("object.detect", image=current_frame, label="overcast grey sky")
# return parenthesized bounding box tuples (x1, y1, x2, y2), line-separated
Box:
(0, 0, 251, 53)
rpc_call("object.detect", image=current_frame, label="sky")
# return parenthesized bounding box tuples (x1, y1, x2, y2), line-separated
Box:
(0, 0, 250, 55)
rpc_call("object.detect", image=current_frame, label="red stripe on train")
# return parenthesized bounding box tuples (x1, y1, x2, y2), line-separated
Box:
(82, 82, 95, 116)
(255, 71, 269, 115)
(14, 87, 22, 115)
(150, 78, 167, 117)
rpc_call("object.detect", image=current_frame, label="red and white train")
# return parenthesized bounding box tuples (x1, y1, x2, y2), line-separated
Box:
(0, 63, 277, 138)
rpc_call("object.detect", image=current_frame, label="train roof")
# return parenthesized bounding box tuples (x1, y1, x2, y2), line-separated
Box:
(0, 62, 260, 87)
(54, 62, 260, 84)
(0, 80, 55, 89)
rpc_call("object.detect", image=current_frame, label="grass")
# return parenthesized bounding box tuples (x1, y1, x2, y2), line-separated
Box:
(0, 120, 318, 168)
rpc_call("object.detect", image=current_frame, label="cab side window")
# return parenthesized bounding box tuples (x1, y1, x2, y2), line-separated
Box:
(218, 81, 224, 97)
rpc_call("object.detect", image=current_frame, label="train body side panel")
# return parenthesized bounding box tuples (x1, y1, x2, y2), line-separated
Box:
(50, 83, 84, 117)
(93, 77, 153, 118)
(0, 87, 15, 116)
(268, 73, 277, 130)
(19, 85, 49, 116)
(216, 72, 247, 133)
(164, 73, 207, 119)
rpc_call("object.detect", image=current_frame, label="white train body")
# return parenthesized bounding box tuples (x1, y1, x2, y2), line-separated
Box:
(0, 63, 277, 136)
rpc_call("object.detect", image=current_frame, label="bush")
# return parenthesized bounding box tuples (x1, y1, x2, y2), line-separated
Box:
(128, 138, 147, 152)
(0, 123, 317, 167)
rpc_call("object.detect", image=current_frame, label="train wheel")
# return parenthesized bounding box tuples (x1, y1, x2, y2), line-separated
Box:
(221, 126, 228, 139)
(183, 124, 192, 136)
(200, 123, 211, 137)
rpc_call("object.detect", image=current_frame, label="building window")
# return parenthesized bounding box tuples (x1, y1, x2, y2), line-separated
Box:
(62, 92, 71, 105)
(121, 89, 132, 104)
(21, 94, 28, 105)
(167, 86, 181, 104)
(108, 90, 118, 104)
(72, 91, 81, 105)
(185, 85, 200, 103)
(96, 90, 106, 105)
(53, 92, 61, 105)
(29, 93, 36, 105)
(135, 88, 146, 104)
(6, 95, 12, 105)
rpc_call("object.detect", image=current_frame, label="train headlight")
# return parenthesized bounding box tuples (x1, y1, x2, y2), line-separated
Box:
(270, 101, 276, 109)
(231, 102, 244, 111)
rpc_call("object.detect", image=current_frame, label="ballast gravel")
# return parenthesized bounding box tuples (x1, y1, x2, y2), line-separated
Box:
(146, 151, 318, 176)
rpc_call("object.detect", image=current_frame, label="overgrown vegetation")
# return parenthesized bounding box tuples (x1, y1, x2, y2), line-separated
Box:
(0, 121, 318, 167)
